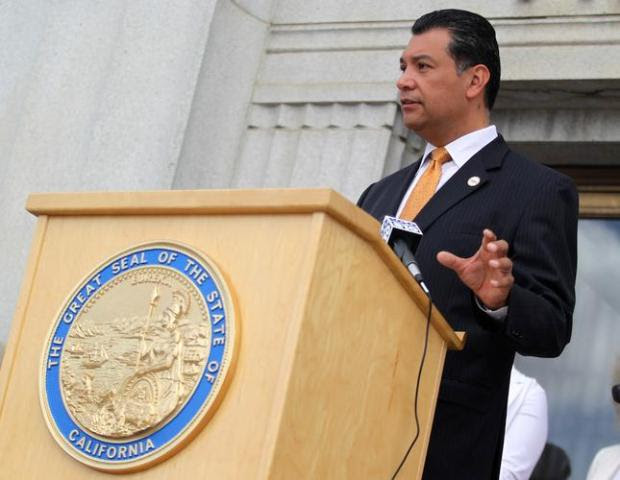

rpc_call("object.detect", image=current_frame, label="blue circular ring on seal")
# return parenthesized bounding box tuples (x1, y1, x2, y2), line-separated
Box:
(39, 242, 238, 472)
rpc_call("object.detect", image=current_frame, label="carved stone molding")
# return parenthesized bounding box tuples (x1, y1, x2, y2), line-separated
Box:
(247, 102, 397, 129)
(235, 102, 401, 200)
(255, 15, 620, 104)
(272, 1, 620, 24)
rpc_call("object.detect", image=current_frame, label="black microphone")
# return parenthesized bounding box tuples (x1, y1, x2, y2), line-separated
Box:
(612, 384, 620, 404)
(380, 216, 430, 297)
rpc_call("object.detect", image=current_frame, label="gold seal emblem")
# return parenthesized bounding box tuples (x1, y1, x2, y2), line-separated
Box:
(40, 242, 237, 472)
(62, 267, 209, 437)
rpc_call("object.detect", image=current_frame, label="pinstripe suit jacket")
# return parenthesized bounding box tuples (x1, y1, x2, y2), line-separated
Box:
(357, 136, 578, 479)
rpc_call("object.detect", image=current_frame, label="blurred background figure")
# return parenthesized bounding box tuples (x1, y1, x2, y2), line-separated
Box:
(530, 443, 572, 480)
(586, 382, 620, 480)
(500, 367, 548, 480)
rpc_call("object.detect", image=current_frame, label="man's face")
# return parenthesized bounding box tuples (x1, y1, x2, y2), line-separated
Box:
(397, 28, 471, 141)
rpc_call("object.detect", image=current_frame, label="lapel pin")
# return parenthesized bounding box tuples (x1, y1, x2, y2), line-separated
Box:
(467, 176, 481, 187)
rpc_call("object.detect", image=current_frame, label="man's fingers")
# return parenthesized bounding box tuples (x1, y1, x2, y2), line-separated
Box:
(436, 250, 464, 271)
(486, 239, 509, 256)
(490, 275, 514, 288)
(481, 229, 510, 260)
(489, 257, 512, 273)
(483, 228, 496, 241)
(481, 229, 496, 250)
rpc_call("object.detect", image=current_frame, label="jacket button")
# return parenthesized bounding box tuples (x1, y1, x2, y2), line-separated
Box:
(511, 329, 522, 338)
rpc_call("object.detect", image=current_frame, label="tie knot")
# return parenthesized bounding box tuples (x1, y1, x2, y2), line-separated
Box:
(431, 147, 451, 166)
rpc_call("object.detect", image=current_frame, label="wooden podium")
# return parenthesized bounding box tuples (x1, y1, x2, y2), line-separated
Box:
(0, 189, 464, 479)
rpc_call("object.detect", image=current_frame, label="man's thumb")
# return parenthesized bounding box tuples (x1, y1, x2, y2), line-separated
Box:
(436, 251, 463, 271)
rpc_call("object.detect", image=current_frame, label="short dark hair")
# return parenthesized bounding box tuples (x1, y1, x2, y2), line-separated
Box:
(412, 9, 501, 110)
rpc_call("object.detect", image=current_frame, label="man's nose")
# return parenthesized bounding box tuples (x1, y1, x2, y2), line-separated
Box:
(397, 69, 415, 91)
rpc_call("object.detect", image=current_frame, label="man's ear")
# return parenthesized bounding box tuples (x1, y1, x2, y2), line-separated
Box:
(465, 64, 490, 102)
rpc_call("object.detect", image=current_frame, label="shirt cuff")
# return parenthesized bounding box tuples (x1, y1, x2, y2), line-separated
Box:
(475, 297, 508, 320)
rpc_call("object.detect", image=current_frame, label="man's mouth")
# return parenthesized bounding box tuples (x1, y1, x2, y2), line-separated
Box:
(401, 98, 421, 106)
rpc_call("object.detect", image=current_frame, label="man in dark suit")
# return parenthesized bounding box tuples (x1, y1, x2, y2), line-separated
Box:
(357, 9, 578, 479)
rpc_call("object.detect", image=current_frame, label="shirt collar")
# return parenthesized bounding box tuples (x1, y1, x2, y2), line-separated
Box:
(422, 125, 498, 167)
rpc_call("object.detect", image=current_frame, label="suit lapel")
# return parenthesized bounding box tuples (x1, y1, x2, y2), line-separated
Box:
(414, 137, 510, 232)
(383, 159, 422, 216)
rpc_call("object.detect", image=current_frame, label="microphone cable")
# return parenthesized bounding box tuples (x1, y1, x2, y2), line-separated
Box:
(390, 295, 432, 479)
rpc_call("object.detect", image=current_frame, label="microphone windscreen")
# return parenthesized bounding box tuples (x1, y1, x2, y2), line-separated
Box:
(380, 216, 423, 253)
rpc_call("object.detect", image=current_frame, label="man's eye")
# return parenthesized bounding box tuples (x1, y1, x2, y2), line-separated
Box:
(399, 64, 406, 72)
(418, 63, 429, 71)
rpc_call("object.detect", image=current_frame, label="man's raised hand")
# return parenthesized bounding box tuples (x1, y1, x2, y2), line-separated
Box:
(436, 229, 514, 309)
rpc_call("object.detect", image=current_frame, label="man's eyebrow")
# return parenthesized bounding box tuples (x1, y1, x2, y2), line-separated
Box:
(400, 53, 434, 63)
(407, 54, 434, 62)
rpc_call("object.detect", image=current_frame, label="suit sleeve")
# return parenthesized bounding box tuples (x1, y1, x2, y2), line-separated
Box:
(497, 174, 579, 357)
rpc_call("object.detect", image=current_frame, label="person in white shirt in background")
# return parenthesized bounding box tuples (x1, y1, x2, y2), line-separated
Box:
(500, 366, 548, 480)
(586, 359, 620, 480)
(587, 443, 620, 480)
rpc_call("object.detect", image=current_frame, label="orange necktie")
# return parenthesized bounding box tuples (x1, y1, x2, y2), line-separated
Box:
(399, 147, 451, 220)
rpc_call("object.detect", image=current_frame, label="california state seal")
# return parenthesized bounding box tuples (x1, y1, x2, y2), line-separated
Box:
(39, 242, 237, 472)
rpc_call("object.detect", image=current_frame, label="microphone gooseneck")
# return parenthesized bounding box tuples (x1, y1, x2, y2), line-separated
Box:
(392, 238, 431, 297)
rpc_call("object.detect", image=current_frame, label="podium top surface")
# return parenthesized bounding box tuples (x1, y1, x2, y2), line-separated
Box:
(27, 188, 359, 217)
(26, 188, 465, 350)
